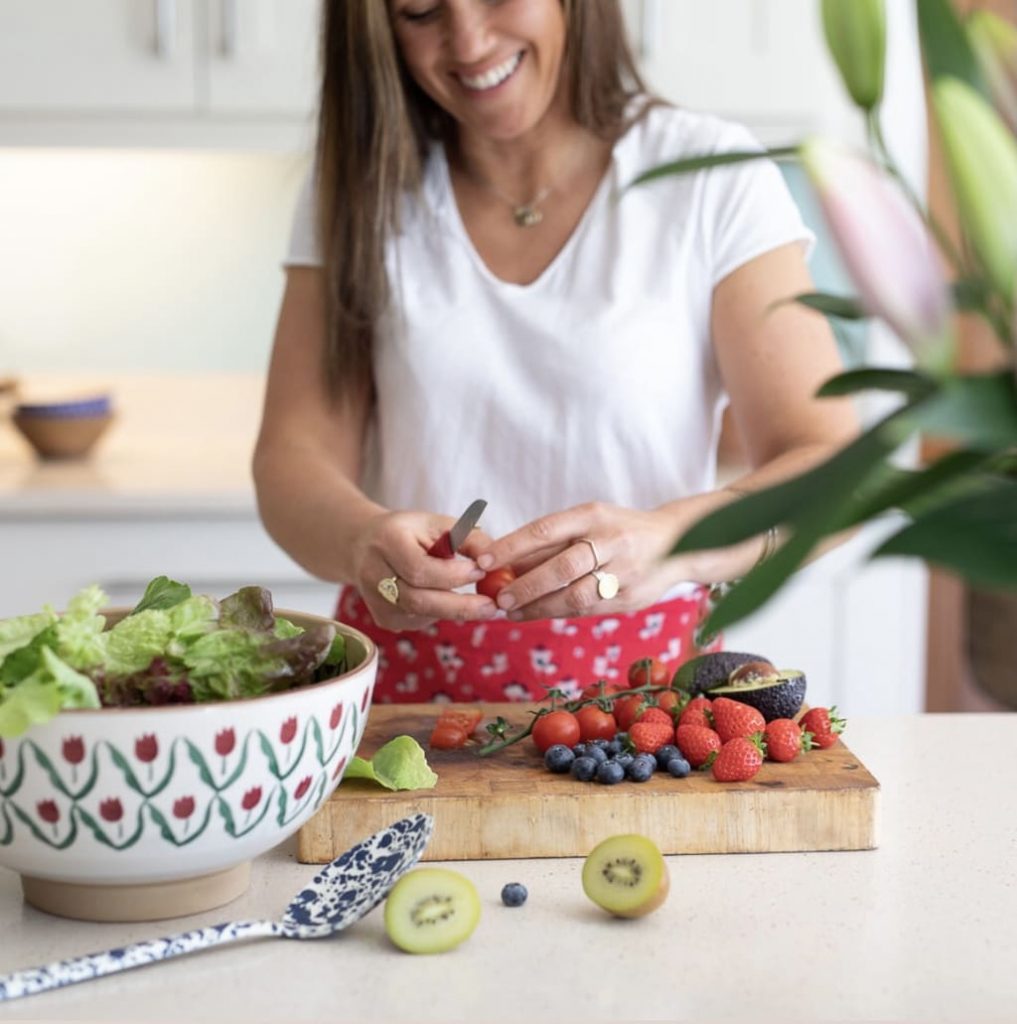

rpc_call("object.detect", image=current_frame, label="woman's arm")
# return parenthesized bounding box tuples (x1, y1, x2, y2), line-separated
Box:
(253, 268, 495, 628)
(474, 242, 860, 619)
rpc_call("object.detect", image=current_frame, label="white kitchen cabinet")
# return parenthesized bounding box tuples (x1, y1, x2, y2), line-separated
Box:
(620, 0, 864, 146)
(0, 0, 319, 149)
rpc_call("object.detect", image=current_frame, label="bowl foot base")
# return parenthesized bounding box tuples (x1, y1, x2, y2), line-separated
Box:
(21, 862, 252, 922)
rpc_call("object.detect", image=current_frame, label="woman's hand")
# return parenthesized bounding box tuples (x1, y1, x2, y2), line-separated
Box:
(473, 501, 697, 621)
(351, 510, 498, 630)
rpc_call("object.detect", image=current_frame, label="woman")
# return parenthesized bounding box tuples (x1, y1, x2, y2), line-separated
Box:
(253, 0, 858, 702)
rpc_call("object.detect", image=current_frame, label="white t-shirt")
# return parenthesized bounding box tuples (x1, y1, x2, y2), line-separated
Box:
(285, 103, 814, 539)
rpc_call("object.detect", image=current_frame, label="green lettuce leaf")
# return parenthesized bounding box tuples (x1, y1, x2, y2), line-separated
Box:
(344, 736, 438, 791)
(53, 584, 108, 671)
(131, 576, 192, 614)
(0, 610, 56, 663)
(0, 648, 99, 738)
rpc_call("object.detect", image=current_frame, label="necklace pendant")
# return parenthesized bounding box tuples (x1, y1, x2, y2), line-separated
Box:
(513, 205, 543, 228)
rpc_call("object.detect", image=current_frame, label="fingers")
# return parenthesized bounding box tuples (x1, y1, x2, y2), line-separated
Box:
(492, 540, 602, 612)
(476, 506, 597, 574)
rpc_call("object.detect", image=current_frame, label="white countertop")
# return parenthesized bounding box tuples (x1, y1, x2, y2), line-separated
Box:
(0, 374, 265, 516)
(0, 713, 1014, 1023)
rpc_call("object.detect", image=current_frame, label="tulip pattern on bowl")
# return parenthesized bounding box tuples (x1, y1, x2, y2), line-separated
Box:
(0, 620, 377, 888)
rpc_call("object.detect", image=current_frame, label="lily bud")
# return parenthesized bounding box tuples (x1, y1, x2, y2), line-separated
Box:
(821, 0, 887, 112)
(967, 10, 1017, 132)
(800, 139, 953, 372)
(933, 78, 1017, 305)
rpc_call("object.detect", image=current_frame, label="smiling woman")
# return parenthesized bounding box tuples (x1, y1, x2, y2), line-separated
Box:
(252, 0, 859, 703)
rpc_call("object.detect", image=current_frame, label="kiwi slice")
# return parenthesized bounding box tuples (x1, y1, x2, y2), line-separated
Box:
(581, 834, 670, 918)
(383, 868, 481, 954)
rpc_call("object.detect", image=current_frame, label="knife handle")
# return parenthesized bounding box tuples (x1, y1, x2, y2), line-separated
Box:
(427, 533, 454, 559)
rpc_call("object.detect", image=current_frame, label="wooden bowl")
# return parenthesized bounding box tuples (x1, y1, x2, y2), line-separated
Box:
(12, 411, 114, 459)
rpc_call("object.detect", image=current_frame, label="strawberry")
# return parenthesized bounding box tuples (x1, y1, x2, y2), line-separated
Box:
(763, 718, 812, 762)
(798, 706, 846, 749)
(629, 720, 674, 754)
(711, 697, 765, 744)
(711, 736, 764, 782)
(613, 695, 650, 732)
(677, 696, 713, 730)
(674, 725, 722, 768)
(635, 706, 672, 728)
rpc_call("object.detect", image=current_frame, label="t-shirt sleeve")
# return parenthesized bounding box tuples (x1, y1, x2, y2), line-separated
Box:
(283, 167, 322, 268)
(702, 122, 816, 287)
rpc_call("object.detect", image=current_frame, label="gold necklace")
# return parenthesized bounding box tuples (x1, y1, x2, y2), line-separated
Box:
(480, 179, 554, 227)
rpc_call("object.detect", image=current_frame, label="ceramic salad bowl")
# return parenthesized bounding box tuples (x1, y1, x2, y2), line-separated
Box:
(0, 610, 376, 923)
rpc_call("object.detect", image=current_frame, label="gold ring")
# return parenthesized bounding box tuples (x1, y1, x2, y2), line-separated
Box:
(377, 576, 400, 606)
(591, 570, 620, 601)
(577, 537, 603, 571)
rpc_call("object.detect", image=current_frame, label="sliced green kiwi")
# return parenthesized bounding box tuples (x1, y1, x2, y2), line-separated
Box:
(673, 651, 771, 694)
(383, 868, 481, 954)
(581, 834, 669, 918)
(706, 669, 807, 721)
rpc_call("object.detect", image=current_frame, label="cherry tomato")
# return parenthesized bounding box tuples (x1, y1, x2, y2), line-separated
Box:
(429, 723, 469, 750)
(656, 690, 687, 715)
(574, 705, 618, 743)
(580, 680, 623, 701)
(612, 695, 650, 732)
(531, 710, 581, 754)
(476, 566, 517, 601)
(437, 708, 483, 734)
(628, 657, 670, 688)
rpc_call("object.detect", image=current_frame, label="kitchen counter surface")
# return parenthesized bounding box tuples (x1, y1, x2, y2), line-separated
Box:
(0, 713, 1014, 1023)
(0, 374, 265, 516)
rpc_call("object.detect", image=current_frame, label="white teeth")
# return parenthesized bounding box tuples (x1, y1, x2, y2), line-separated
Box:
(459, 52, 522, 91)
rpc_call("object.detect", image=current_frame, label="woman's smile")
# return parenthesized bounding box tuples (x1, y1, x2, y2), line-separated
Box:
(455, 50, 525, 94)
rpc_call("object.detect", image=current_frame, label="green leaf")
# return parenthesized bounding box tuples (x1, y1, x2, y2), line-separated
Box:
(873, 478, 1017, 586)
(913, 371, 1017, 449)
(130, 576, 192, 615)
(628, 146, 800, 189)
(918, 0, 990, 97)
(790, 292, 868, 320)
(817, 368, 938, 400)
(343, 735, 438, 792)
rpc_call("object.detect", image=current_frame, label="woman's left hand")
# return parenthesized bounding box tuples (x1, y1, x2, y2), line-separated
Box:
(474, 502, 692, 620)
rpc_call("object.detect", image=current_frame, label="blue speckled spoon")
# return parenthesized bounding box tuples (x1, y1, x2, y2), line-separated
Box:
(0, 813, 433, 1003)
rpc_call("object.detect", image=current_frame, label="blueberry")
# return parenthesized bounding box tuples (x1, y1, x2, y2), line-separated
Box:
(501, 882, 528, 907)
(544, 744, 575, 774)
(570, 755, 598, 782)
(590, 738, 610, 750)
(666, 757, 692, 778)
(655, 744, 682, 769)
(596, 760, 626, 785)
(613, 752, 634, 771)
(627, 755, 656, 782)
(572, 742, 589, 758)
(606, 739, 624, 756)
(585, 745, 609, 765)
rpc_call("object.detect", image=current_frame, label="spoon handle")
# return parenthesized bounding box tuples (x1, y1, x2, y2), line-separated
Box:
(0, 919, 283, 1002)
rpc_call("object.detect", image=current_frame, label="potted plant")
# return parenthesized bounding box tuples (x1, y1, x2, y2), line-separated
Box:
(641, 0, 1017, 701)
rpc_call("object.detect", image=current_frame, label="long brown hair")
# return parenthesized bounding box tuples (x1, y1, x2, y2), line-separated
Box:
(315, 0, 649, 400)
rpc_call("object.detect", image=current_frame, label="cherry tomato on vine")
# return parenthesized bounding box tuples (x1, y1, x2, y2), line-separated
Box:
(613, 695, 650, 733)
(580, 680, 623, 701)
(628, 657, 670, 688)
(476, 566, 517, 601)
(574, 705, 618, 743)
(531, 710, 581, 753)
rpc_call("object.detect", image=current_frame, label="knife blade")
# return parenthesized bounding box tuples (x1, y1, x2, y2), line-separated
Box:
(427, 499, 487, 559)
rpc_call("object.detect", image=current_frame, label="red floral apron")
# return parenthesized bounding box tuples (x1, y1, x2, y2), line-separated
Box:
(335, 586, 721, 703)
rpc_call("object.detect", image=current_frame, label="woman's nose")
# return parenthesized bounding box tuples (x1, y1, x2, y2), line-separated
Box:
(445, 1, 493, 64)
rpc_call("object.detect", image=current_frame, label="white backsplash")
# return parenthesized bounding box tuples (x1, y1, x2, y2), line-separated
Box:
(0, 149, 309, 375)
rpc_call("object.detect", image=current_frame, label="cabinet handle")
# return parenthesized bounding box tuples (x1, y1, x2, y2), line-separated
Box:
(154, 0, 177, 59)
(221, 0, 239, 57)
(639, 0, 661, 62)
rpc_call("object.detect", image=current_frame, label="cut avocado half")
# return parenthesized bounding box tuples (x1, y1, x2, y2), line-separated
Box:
(672, 651, 771, 695)
(705, 670, 807, 721)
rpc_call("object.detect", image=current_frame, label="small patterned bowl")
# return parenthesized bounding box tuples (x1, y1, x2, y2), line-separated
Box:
(0, 610, 376, 922)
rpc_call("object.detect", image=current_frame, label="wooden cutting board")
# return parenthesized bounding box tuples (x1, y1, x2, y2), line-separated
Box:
(297, 703, 879, 862)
